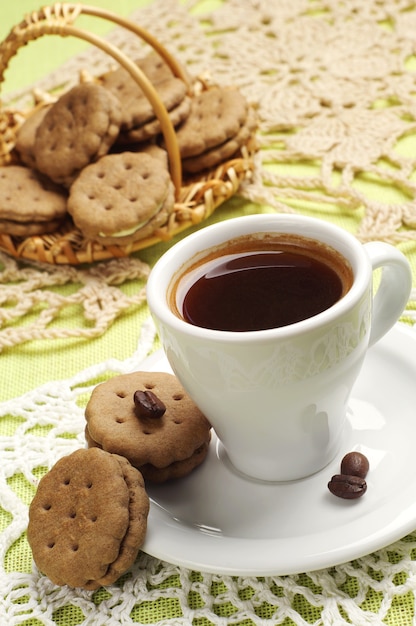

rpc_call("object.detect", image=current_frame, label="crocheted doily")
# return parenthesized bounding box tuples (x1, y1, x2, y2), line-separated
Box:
(6, 0, 416, 245)
(2, 0, 416, 350)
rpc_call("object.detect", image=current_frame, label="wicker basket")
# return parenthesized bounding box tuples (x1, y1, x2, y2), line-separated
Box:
(0, 3, 256, 264)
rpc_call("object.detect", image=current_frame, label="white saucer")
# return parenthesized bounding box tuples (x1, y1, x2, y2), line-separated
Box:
(141, 323, 416, 576)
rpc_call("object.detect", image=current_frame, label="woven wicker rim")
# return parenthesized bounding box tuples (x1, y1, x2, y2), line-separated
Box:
(0, 3, 255, 264)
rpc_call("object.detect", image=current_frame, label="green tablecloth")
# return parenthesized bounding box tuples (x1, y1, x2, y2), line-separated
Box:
(1, 1, 416, 624)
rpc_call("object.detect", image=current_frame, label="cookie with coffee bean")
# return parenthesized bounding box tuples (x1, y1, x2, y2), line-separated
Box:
(84, 371, 212, 482)
(27, 447, 149, 590)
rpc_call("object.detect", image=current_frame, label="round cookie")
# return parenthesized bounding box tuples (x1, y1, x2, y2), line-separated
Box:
(115, 95, 192, 145)
(85, 371, 211, 482)
(100, 52, 188, 130)
(27, 448, 149, 590)
(182, 109, 257, 173)
(15, 104, 52, 169)
(174, 86, 248, 158)
(34, 83, 122, 187)
(0, 165, 67, 235)
(67, 151, 174, 244)
(88, 176, 175, 246)
(0, 216, 66, 236)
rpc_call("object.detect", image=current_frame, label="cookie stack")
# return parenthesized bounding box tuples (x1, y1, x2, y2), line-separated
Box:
(84, 371, 212, 482)
(175, 86, 257, 174)
(0, 165, 67, 236)
(101, 52, 192, 145)
(27, 371, 212, 589)
(27, 448, 149, 590)
(0, 51, 254, 248)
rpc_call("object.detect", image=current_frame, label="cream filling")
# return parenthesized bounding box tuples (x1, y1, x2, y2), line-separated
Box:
(98, 199, 164, 238)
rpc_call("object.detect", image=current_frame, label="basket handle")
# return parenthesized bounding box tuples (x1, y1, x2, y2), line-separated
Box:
(0, 3, 186, 197)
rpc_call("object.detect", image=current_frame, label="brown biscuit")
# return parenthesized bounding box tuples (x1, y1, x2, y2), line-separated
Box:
(108, 141, 170, 163)
(92, 178, 175, 246)
(95, 454, 149, 586)
(85, 371, 211, 482)
(101, 52, 188, 130)
(0, 165, 67, 235)
(138, 441, 210, 483)
(67, 151, 173, 243)
(139, 144, 169, 167)
(116, 96, 192, 144)
(34, 83, 122, 187)
(174, 86, 248, 158)
(182, 109, 257, 173)
(0, 216, 66, 236)
(15, 104, 52, 169)
(27, 447, 149, 590)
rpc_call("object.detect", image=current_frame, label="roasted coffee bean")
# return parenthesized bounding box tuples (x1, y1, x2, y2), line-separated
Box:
(134, 390, 166, 419)
(328, 474, 367, 499)
(340, 451, 369, 478)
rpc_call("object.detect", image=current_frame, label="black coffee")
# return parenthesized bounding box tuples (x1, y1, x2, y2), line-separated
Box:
(173, 234, 353, 332)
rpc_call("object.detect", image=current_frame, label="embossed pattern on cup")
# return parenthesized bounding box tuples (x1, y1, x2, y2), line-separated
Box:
(147, 214, 412, 481)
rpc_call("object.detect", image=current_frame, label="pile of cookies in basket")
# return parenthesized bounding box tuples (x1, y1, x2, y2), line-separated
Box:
(27, 371, 212, 590)
(0, 50, 255, 257)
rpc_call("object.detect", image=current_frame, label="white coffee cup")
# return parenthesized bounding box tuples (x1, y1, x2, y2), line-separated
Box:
(147, 214, 412, 481)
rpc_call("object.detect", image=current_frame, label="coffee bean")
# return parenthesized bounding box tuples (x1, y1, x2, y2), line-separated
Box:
(328, 474, 367, 499)
(134, 390, 166, 419)
(340, 451, 369, 478)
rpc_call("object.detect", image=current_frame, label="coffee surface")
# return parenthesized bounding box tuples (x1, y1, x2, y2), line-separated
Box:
(180, 245, 348, 331)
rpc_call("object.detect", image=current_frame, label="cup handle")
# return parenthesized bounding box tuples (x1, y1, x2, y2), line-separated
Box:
(364, 242, 412, 347)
